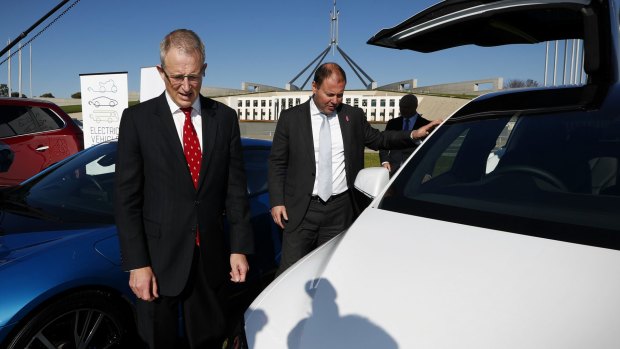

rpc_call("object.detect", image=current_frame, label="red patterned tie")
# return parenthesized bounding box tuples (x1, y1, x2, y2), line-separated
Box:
(181, 107, 202, 246)
(181, 107, 202, 189)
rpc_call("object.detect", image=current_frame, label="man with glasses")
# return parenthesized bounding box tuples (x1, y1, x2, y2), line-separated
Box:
(115, 29, 253, 348)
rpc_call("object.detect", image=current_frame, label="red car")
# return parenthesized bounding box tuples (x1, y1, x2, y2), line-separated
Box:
(0, 98, 84, 187)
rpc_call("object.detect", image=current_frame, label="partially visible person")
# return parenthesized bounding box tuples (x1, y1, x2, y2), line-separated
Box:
(114, 29, 253, 349)
(380, 94, 432, 176)
(269, 62, 441, 275)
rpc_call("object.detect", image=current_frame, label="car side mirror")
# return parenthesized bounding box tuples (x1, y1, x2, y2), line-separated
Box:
(0, 143, 14, 173)
(354, 167, 390, 199)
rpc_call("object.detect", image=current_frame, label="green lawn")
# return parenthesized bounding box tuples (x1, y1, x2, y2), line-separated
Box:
(364, 152, 380, 168)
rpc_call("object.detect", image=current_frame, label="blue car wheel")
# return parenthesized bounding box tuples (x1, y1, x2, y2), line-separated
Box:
(5, 290, 137, 349)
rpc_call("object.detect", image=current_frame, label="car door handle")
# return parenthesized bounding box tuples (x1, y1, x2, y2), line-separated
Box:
(35, 145, 49, 152)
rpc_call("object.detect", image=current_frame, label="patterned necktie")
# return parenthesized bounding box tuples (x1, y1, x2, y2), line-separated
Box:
(181, 107, 201, 246)
(181, 107, 202, 189)
(317, 114, 332, 202)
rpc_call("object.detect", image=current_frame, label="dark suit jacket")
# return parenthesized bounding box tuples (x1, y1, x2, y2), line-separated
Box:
(268, 100, 414, 232)
(114, 93, 253, 296)
(379, 114, 431, 173)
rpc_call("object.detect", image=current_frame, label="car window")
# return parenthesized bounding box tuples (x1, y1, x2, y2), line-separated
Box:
(20, 142, 117, 223)
(0, 105, 38, 137)
(379, 109, 620, 247)
(30, 107, 64, 132)
(243, 147, 269, 197)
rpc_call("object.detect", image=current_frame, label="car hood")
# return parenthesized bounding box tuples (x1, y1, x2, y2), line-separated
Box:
(245, 208, 620, 348)
(0, 226, 116, 269)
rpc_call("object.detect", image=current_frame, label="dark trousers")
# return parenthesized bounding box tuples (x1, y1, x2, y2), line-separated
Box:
(136, 248, 227, 349)
(277, 192, 354, 276)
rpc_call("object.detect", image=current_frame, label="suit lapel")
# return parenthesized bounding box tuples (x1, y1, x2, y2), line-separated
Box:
(299, 101, 315, 164)
(198, 96, 218, 191)
(337, 104, 352, 173)
(155, 94, 188, 170)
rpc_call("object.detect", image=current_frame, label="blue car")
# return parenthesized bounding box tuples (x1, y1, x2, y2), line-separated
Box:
(0, 138, 281, 348)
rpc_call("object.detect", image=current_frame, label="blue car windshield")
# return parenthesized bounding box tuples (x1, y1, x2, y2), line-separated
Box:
(3, 142, 118, 224)
(378, 110, 620, 249)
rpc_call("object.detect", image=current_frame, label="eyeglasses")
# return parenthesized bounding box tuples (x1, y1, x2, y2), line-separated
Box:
(162, 70, 203, 86)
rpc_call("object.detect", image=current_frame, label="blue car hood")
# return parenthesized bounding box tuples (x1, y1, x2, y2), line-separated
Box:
(0, 212, 116, 268)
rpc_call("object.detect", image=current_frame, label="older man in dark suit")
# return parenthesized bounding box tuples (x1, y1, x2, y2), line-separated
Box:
(380, 94, 432, 176)
(114, 29, 253, 348)
(269, 62, 441, 275)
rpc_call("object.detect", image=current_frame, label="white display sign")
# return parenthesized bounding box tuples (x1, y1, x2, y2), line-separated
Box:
(140, 66, 165, 102)
(80, 72, 128, 148)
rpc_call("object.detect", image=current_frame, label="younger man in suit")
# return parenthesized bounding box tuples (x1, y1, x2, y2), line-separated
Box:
(380, 94, 432, 176)
(269, 62, 441, 275)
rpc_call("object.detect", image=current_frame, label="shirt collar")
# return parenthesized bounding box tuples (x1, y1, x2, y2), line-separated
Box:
(310, 96, 337, 118)
(164, 92, 201, 115)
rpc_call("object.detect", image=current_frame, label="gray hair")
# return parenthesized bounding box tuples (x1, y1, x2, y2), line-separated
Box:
(159, 29, 205, 67)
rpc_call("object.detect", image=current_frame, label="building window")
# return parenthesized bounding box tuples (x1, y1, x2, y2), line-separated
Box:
(238, 100, 243, 107)
(371, 100, 376, 107)
(253, 100, 258, 107)
(295, 98, 301, 105)
(353, 98, 359, 107)
(346, 98, 351, 104)
(389, 99, 396, 107)
(261, 100, 266, 107)
(380, 99, 386, 107)
(245, 100, 250, 107)
(362, 99, 367, 107)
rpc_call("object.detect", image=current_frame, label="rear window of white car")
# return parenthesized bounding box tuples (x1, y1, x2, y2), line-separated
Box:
(379, 108, 620, 249)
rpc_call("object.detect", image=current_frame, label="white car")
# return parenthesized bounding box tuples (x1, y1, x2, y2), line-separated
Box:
(245, 0, 620, 348)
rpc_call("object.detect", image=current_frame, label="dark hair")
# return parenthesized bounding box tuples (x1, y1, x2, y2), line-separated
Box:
(399, 94, 419, 110)
(313, 62, 347, 87)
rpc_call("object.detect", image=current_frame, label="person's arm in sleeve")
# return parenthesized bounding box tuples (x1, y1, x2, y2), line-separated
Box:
(114, 108, 158, 300)
(225, 111, 254, 283)
(268, 112, 290, 229)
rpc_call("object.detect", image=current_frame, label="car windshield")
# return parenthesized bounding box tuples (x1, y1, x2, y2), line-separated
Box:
(3, 142, 117, 224)
(378, 107, 620, 248)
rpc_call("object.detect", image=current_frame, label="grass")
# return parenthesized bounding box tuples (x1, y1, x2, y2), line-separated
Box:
(60, 100, 140, 114)
(60, 105, 82, 114)
(364, 152, 380, 168)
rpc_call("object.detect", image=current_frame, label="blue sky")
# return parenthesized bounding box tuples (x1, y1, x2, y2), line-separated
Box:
(0, 0, 548, 98)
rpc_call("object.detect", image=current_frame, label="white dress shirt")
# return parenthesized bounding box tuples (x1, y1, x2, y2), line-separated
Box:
(165, 92, 203, 151)
(310, 98, 348, 196)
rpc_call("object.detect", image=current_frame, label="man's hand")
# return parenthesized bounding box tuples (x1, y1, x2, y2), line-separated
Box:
(411, 119, 443, 140)
(129, 266, 158, 302)
(381, 162, 392, 172)
(230, 253, 249, 283)
(271, 205, 288, 229)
